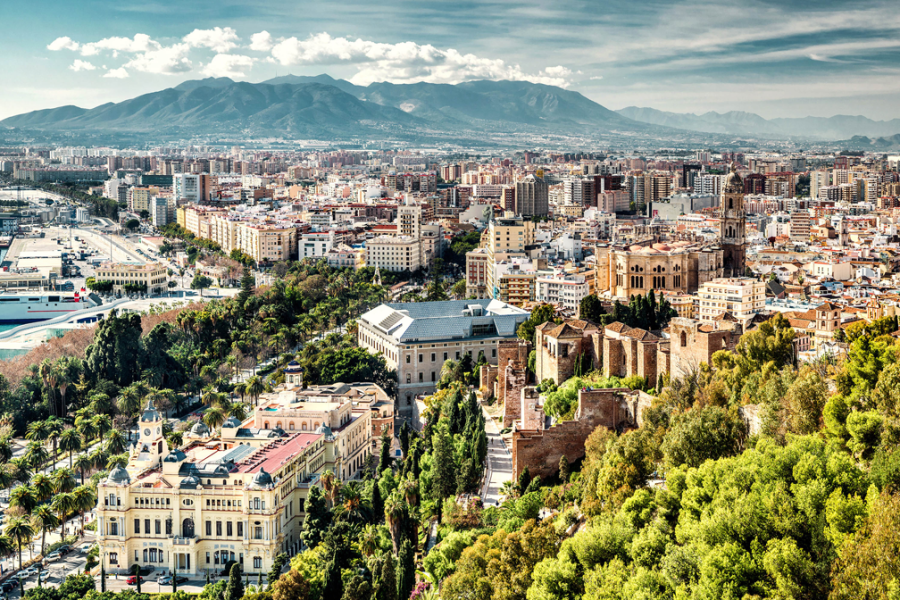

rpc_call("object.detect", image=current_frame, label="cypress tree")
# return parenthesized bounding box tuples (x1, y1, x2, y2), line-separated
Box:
(399, 422, 410, 457)
(559, 455, 570, 483)
(225, 563, 244, 600)
(396, 540, 415, 600)
(379, 429, 392, 473)
(100, 565, 106, 593)
(517, 466, 531, 495)
(431, 424, 456, 502)
(173, 565, 178, 593)
(377, 552, 397, 600)
(323, 557, 344, 600)
(372, 479, 384, 524)
(237, 267, 255, 305)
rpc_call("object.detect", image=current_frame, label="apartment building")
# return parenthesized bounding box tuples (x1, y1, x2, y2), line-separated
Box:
(299, 232, 336, 260)
(696, 278, 766, 322)
(235, 224, 296, 263)
(93, 262, 168, 294)
(128, 186, 159, 213)
(358, 299, 529, 413)
(515, 174, 549, 217)
(535, 274, 589, 311)
(366, 235, 422, 273)
(493, 258, 537, 306)
(465, 247, 490, 298)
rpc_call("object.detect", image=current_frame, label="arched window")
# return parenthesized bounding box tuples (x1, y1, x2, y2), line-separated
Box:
(289, 423, 295, 430)
(264, 422, 269, 429)
(302, 422, 307, 431)
(182, 518, 194, 538)
(680, 332, 687, 347)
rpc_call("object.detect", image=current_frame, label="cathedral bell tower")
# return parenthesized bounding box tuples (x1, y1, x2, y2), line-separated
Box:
(720, 162, 747, 277)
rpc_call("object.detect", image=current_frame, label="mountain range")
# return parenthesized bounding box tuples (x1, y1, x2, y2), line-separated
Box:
(616, 106, 900, 141)
(0, 74, 657, 143)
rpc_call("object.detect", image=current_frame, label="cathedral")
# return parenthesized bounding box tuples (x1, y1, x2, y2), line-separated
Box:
(595, 162, 748, 299)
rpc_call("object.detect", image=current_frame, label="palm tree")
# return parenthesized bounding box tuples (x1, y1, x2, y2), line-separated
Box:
(31, 474, 54, 503)
(227, 403, 247, 422)
(358, 524, 380, 558)
(106, 454, 128, 470)
(52, 467, 77, 494)
(202, 407, 226, 431)
(321, 470, 341, 508)
(73, 485, 96, 535)
(166, 431, 183, 449)
(5, 517, 35, 569)
(92, 415, 112, 441)
(8, 485, 37, 514)
(24, 441, 49, 472)
(32, 505, 58, 556)
(51, 492, 77, 539)
(201, 386, 218, 407)
(105, 430, 127, 455)
(0, 536, 15, 572)
(25, 421, 50, 446)
(399, 474, 419, 507)
(8, 458, 31, 485)
(385, 492, 408, 555)
(89, 447, 108, 473)
(73, 453, 93, 486)
(117, 386, 141, 417)
(0, 437, 12, 463)
(54, 357, 83, 418)
(75, 414, 98, 444)
(246, 375, 265, 407)
(46, 419, 62, 471)
(59, 429, 83, 469)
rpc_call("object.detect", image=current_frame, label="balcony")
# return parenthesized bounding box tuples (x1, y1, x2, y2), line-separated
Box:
(172, 536, 196, 546)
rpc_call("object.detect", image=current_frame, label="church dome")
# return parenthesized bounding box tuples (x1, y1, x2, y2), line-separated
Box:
(190, 421, 210, 436)
(107, 466, 131, 485)
(251, 468, 273, 488)
(180, 475, 200, 488)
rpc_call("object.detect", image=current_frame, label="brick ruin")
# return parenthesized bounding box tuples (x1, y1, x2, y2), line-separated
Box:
(511, 387, 653, 480)
(534, 320, 603, 385)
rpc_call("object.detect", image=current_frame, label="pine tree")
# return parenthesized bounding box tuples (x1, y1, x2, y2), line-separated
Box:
(301, 486, 332, 548)
(396, 540, 415, 600)
(237, 267, 255, 305)
(225, 563, 244, 600)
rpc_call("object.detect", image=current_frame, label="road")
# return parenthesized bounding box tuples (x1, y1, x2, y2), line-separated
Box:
(480, 404, 512, 507)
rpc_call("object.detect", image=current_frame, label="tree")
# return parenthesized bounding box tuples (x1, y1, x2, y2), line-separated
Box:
(397, 539, 415, 600)
(5, 517, 35, 569)
(125, 219, 140, 231)
(32, 505, 58, 556)
(558, 455, 570, 483)
(378, 429, 392, 474)
(224, 563, 244, 600)
(430, 423, 456, 503)
(268, 553, 288, 586)
(517, 304, 556, 344)
(191, 274, 213, 297)
(579, 294, 606, 323)
(59, 428, 83, 468)
(238, 267, 255, 305)
(375, 552, 397, 600)
(300, 486, 331, 549)
(84, 309, 144, 387)
(661, 406, 746, 470)
(271, 569, 310, 600)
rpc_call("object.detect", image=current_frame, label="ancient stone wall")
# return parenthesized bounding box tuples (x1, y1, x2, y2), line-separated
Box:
(480, 364, 498, 400)
(511, 388, 635, 479)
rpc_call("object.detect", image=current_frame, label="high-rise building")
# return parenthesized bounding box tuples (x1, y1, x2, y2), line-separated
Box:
(515, 174, 549, 217)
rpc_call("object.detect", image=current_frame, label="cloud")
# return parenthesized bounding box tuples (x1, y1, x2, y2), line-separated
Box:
(249, 31, 274, 52)
(48, 36, 80, 52)
(80, 34, 160, 57)
(69, 60, 96, 72)
(183, 27, 240, 53)
(590, 75, 604, 81)
(269, 32, 574, 87)
(202, 54, 255, 78)
(124, 43, 192, 74)
(103, 67, 129, 79)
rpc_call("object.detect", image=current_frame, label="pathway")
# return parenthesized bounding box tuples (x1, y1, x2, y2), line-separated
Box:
(480, 405, 512, 507)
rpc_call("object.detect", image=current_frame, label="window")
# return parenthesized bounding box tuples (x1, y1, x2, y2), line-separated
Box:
(419, 372, 423, 382)
(254, 526, 263, 540)
(227, 521, 233, 537)
(405, 355, 410, 364)
(216, 521, 222, 536)
(431, 353, 436, 362)
(166, 519, 172, 535)
(418, 354, 423, 362)
(206, 552, 210, 564)
(134, 519, 140, 534)
(253, 557, 262, 569)
(206, 521, 212, 536)
(431, 371, 436, 382)
(109, 552, 118, 565)
(443, 352, 448, 360)
(155, 520, 161, 535)
(680, 332, 687, 347)
(492, 348, 497, 358)
(110, 521, 118, 536)
(237, 522, 243, 537)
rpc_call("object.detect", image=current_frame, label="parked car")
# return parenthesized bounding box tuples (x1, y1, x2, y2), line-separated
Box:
(126, 576, 144, 585)
(57, 545, 72, 555)
(174, 576, 189, 584)
(2, 581, 17, 592)
(45, 551, 61, 562)
(157, 576, 172, 585)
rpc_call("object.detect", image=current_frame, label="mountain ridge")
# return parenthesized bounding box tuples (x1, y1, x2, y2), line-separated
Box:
(617, 106, 900, 140)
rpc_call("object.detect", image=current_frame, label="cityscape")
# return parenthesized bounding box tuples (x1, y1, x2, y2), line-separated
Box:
(0, 2, 899, 600)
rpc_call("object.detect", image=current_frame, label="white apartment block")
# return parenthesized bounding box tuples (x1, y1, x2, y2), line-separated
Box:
(366, 235, 422, 272)
(697, 278, 766, 322)
(535, 274, 589, 311)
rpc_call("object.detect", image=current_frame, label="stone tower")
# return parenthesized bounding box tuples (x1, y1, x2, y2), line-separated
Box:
(720, 162, 746, 277)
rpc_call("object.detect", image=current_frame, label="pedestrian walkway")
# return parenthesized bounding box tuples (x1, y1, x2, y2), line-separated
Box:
(480, 405, 512, 506)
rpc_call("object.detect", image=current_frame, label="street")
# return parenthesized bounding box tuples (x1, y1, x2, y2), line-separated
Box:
(480, 404, 512, 506)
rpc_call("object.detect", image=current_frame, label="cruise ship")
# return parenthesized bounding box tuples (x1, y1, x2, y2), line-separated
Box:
(0, 290, 100, 324)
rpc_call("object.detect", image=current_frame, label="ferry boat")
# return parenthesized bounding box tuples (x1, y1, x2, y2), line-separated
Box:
(0, 290, 99, 324)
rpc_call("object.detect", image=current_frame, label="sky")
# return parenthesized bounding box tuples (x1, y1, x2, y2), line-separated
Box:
(2, 0, 900, 121)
